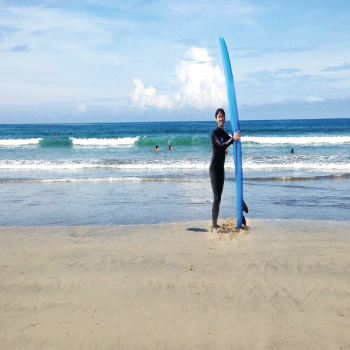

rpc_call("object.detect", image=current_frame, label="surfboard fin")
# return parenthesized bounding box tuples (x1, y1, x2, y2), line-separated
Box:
(243, 200, 248, 213)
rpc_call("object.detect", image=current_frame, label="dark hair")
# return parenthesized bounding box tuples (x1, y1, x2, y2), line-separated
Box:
(215, 108, 225, 119)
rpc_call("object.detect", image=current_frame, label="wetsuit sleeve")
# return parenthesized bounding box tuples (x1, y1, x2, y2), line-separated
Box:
(212, 131, 234, 150)
(223, 131, 231, 142)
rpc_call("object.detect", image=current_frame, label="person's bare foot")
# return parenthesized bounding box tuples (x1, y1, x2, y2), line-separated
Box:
(212, 227, 218, 235)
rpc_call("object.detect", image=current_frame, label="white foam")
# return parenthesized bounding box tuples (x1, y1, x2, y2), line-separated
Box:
(1, 159, 350, 171)
(0, 138, 42, 146)
(1, 136, 348, 147)
(2, 177, 208, 184)
(40, 177, 145, 182)
(242, 136, 350, 144)
(242, 162, 350, 170)
(0, 161, 97, 170)
(0, 161, 207, 170)
(70, 137, 139, 146)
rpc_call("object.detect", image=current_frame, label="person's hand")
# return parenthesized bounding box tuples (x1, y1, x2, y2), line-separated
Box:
(233, 129, 241, 141)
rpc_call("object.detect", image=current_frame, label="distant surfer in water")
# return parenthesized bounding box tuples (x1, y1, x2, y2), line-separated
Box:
(168, 145, 173, 150)
(290, 148, 294, 153)
(154, 145, 159, 151)
(210, 108, 241, 235)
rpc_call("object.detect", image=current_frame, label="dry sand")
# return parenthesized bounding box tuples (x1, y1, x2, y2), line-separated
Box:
(1, 219, 350, 349)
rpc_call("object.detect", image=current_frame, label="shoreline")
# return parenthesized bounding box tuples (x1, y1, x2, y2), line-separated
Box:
(1, 217, 350, 229)
(1, 219, 350, 349)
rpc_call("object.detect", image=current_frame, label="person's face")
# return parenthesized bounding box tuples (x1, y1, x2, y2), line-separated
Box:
(216, 112, 225, 128)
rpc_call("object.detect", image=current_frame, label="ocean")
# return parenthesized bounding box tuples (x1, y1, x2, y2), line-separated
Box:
(1, 118, 349, 226)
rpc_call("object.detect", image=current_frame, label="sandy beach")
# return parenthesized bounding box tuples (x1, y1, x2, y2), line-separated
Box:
(1, 219, 350, 349)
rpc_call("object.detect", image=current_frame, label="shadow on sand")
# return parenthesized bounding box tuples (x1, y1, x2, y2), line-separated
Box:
(186, 228, 209, 233)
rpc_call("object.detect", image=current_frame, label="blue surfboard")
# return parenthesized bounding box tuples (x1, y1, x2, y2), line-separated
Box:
(219, 36, 244, 228)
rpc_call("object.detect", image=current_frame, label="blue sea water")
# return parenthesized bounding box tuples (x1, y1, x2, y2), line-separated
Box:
(1, 118, 349, 226)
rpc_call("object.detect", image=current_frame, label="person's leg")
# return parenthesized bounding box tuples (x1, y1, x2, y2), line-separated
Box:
(216, 170, 225, 220)
(210, 170, 219, 229)
(210, 169, 224, 230)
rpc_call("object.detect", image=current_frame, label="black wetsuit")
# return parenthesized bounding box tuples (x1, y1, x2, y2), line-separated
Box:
(209, 127, 234, 228)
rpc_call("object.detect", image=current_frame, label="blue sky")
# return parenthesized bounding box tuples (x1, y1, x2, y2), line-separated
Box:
(0, 0, 349, 123)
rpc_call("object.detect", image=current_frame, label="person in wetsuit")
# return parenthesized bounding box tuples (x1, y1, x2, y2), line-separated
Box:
(210, 108, 241, 234)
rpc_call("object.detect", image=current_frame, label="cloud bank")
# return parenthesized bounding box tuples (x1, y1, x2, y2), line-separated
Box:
(130, 47, 227, 110)
(320, 63, 350, 72)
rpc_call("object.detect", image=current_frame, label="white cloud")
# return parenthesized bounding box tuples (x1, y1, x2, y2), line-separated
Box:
(0, 5, 131, 105)
(130, 78, 174, 109)
(130, 47, 227, 110)
(307, 97, 322, 102)
(76, 103, 87, 113)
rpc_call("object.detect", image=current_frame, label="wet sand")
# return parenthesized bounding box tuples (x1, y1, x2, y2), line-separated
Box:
(1, 219, 350, 349)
